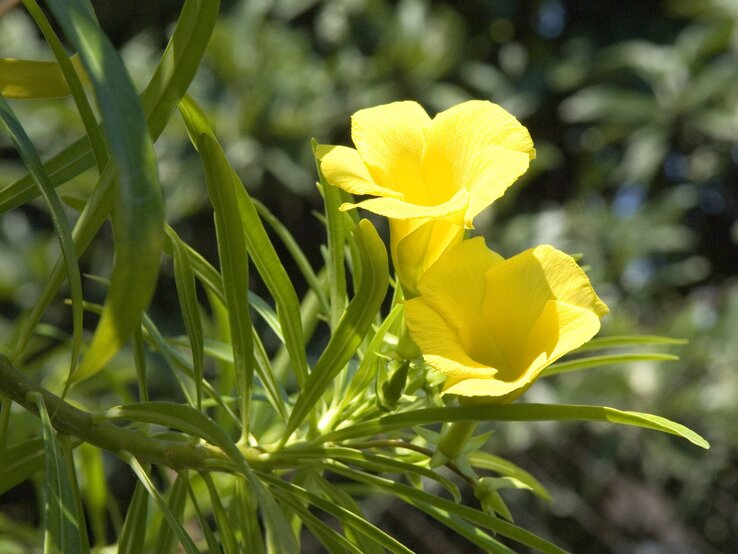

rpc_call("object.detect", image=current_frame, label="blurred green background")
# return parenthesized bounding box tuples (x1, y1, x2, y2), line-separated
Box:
(1, 0, 736, 552)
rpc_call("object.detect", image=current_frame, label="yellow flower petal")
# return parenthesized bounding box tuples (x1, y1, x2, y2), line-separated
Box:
(318, 145, 404, 199)
(340, 186, 469, 221)
(524, 299, 603, 373)
(351, 101, 430, 201)
(422, 100, 535, 224)
(528, 245, 609, 317)
(404, 298, 495, 379)
(405, 239, 608, 401)
(464, 145, 531, 225)
(427, 100, 535, 163)
(392, 219, 465, 298)
(416, 238, 503, 333)
(321, 100, 537, 300)
(481, 245, 607, 379)
(442, 376, 529, 399)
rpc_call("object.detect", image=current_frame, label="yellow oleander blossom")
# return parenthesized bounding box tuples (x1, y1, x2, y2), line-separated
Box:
(405, 238, 609, 402)
(317, 100, 535, 297)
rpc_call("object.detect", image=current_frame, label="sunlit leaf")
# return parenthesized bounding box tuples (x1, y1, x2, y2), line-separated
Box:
(318, 404, 709, 448)
(283, 219, 389, 443)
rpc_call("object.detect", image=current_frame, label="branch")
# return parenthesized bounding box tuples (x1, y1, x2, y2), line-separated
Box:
(0, 354, 227, 471)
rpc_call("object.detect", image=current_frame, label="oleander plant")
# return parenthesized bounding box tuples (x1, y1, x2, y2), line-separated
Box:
(0, 1, 713, 553)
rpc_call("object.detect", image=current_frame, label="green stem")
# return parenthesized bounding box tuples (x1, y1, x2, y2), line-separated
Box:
(0, 354, 226, 471)
(432, 420, 478, 467)
(396, 319, 421, 360)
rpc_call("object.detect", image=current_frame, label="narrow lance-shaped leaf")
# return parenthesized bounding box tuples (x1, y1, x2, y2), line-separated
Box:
(312, 138, 347, 328)
(12, 0, 220, 364)
(262, 472, 413, 554)
(282, 219, 389, 445)
(21, 0, 107, 170)
(201, 473, 240, 554)
(325, 463, 568, 554)
(0, 54, 87, 99)
(33, 394, 90, 554)
(338, 303, 403, 414)
(318, 404, 709, 448)
(309, 473, 386, 554)
(0, 0, 219, 215)
(152, 473, 189, 554)
(126, 456, 199, 554)
(185, 476, 223, 554)
(45, 0, 165, 380)
(573, 334, 687, 352)
(270, 486, 364, 554)
(0, 96, 84, 386)
(469, 451, 552, 502)
(179, 95, 308, 388)
(117, 482, 149, 554)
(542, 352, 679, 377)
(78, 443, 108, 546)
(253, 198, 329, 313)
(198, 132, 254, 438)
(167, 227, 206, 411)
(106, 401, 245, 473)
(0, 438, 46, 495)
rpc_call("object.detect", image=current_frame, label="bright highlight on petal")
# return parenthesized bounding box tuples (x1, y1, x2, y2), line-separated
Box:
(318, 100, 534, 296)
(405, 239, 608, 402)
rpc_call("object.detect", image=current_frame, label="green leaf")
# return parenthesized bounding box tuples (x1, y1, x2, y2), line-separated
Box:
(44, 0, 165, 381)
(198, 132, 256, 436)
(283, 220, 389, 444)
(260, 472, 413, 554)
(469, 452, 552, 502)
(338, 304, 403, 414)
(34, 394, 90, 554)
(574, 334, 687, 352)
(0, 438, 45, 495)
(0, 0, 218, 214)
(0, 96, 84, 387)
(179, 96, 308, 388)
(139, 0, 220, 139)
(0, 54, 87, 99)
(117, 481, 149, 554)
(169, 335, 289, 422)
(234, 477, 265, 554)
(271, 486, 364, 554)
(163, 225, 225, 304)
(413, 500, 518, 553)
(308, 474, 385, 554)
(201, 473, 240, 554)
(153, 473, 189, 554)
(167, 227, 206, 411)
(126, 457, 199, 554)
(14, 165, 117, 363)
(253, 198, 329, 313)
(326, 463, 568, 554)
(251, 334, 290, 421)
(185, 476, 223, 554)
(77, 443, 108, 546)
(542, 353, 679, 377)
(313, 139, 347, 328)
(255, 477, 300, 554)
(21, 0, 107, 170)
(141, 314, 241, 428)
(318, 404, 709, 449)
(296, 447, 461, 503)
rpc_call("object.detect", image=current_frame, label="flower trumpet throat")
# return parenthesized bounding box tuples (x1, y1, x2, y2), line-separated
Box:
(317, 100, 535, 297)
(405, 238, 609, 402)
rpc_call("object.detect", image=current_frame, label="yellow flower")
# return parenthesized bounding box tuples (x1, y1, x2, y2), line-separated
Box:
(317, 100, 535, 296)
(405, 238, 609, 402)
